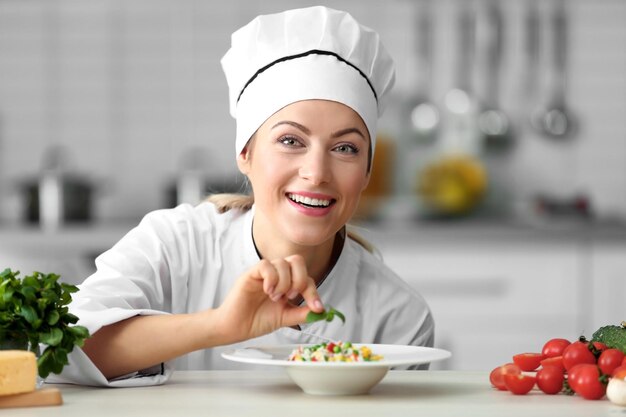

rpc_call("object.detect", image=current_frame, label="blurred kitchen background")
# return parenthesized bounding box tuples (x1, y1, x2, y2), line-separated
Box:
(0, 0, 624, 370)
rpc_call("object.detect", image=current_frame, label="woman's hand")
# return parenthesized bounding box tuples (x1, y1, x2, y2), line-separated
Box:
(214, 254, 324, 344)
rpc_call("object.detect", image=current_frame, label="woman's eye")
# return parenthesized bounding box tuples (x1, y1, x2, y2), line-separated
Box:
(334, 143, 359, 154)
(278, 136, 302, 147)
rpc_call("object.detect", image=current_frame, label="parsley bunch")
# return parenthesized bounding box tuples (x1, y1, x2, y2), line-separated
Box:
(0, 268, 89, 378)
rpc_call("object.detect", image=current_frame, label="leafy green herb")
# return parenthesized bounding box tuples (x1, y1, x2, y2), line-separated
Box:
(306, 306, 345, 324)
(0, 268, 90, 378)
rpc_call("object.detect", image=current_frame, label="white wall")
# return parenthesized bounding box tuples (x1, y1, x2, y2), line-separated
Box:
(0, 0, 624, 223)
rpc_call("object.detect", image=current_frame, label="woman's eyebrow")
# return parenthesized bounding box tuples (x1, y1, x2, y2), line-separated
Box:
(331, 127, 366, 140)
(271, 120, 311, 134)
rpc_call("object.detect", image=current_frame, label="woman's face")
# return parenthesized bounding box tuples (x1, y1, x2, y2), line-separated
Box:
(237, 99, 371, 249)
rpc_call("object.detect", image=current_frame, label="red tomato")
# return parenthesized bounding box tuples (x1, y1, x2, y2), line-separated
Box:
(591, 341, 608, 352)
(612, 365, 626, 379)
(567, 364, 607, 400)
(489, 363, 521, 391)
(536, 365, 565, 395)
(513, 353, 545, 371)
(562, 342, 596, 371)
(504, 374, 536, 395)
(623, 356, 626, 366)
(598, 349, 625, 376)
(326, 343, 336, 353)
(541, 356, 565, 373)
(542, 338, 571, 358)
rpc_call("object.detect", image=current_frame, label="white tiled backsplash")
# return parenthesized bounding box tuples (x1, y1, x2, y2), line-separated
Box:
(0, 0, 624, 223)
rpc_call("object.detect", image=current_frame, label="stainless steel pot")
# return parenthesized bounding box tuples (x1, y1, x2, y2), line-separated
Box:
(20, 174, 94, 227)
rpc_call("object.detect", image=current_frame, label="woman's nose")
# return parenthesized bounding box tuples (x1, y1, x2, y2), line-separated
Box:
(298, 150, 331, 185)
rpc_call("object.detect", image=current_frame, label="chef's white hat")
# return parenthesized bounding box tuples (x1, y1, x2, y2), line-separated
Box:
(221, 6, 396, 157)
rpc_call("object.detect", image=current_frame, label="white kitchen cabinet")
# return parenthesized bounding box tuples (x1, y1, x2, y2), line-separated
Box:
(589, 240, 626, 332)
(366, 227, 587, 371)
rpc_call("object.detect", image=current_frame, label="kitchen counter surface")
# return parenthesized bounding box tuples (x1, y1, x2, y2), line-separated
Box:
(2, 217, 626, 253)
(11, 371, 621, 417)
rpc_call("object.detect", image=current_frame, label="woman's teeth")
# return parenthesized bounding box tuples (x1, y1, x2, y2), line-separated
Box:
(288, 193, 331, 207)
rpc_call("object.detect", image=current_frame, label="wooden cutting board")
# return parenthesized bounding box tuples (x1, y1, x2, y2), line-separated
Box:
(0, 388, 63, 408)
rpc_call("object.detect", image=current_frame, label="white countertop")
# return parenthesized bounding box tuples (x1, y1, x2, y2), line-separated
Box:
(2, 217, 626, 254)
(10, 371, 620, 417)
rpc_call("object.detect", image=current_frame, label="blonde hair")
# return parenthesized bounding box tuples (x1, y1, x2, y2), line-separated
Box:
(204, 193, 376, 254)
(205, 193, 254, 213)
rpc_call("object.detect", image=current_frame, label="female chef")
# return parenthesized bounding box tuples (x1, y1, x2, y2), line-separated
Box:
(51, 6, 434, 387)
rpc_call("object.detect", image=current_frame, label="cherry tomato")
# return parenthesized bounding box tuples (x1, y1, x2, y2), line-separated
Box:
(541, 356, 565, 373)
(542, 338, 571, 358)
(504, 374, 536, 395)
(568, 364, 607, 400)
(591, 341, 608, 352)
(326, 343, 336, 353)
(612, 365, 626, 379)
(513, 353, 545, 371)
(622, 356, 626, 366)
(562, 341, 596, 371)
(598, 349, 625, 376)
(490, 363, 521, 391)
(536, 365, 565, 395)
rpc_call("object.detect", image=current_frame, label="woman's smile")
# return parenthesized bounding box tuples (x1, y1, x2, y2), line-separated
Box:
(286, 191, 337, 217)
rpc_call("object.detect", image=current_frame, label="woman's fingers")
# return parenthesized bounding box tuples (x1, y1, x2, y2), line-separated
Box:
(284, 255, 324, 313)
(256, 259, 279, 295)
(268, 258, 292, 301)
(254, 255, 324, 313)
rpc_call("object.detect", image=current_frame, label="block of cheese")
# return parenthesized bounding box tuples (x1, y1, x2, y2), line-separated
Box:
(0, 350, 37, 396)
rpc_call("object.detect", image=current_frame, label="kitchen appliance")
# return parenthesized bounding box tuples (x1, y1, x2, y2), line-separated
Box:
(19, 147, 95, 229)
(164, 148, 248, 208)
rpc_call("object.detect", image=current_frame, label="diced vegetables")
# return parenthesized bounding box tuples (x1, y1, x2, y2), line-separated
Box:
(288, 342, 383, 362)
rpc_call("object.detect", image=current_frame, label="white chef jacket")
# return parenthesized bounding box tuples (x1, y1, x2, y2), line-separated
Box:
(49, 202, 434, 387)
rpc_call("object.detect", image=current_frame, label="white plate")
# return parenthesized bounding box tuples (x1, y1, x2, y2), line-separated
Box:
(222, 344, 451, 395)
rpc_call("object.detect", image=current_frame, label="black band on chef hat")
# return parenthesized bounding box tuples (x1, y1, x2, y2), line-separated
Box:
(236, 49, 379, 105)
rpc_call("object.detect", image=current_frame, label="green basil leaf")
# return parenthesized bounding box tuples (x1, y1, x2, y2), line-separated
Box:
(40, 328, 63, 346)
(47, 310, 60, 326)
(305, 306, 346, 325)
(325, 310, 335, 322)
(20, 286, 37, 302)
(68, 325, 89, 339)
(3, 289, 14, 303)
(305, 311, 327, 323)
(332, 308, 345, 324)
(20, 305, 38, 324)
(37, 348, 54, 379)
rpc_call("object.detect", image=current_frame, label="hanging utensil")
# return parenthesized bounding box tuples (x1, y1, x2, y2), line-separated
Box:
(439, 1, 481, 156)
(532, 0, 576, 139)
(522, 0, 541, 125)
(408, 0, 440, 143)
(477, 0, 513, 151)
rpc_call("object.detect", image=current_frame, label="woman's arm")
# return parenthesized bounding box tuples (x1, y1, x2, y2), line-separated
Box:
(81, 311, 221, 379)
(82, 255, 324, 380)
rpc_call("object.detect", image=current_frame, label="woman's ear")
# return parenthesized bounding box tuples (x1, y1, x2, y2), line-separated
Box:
(236, 145, 251, 175)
